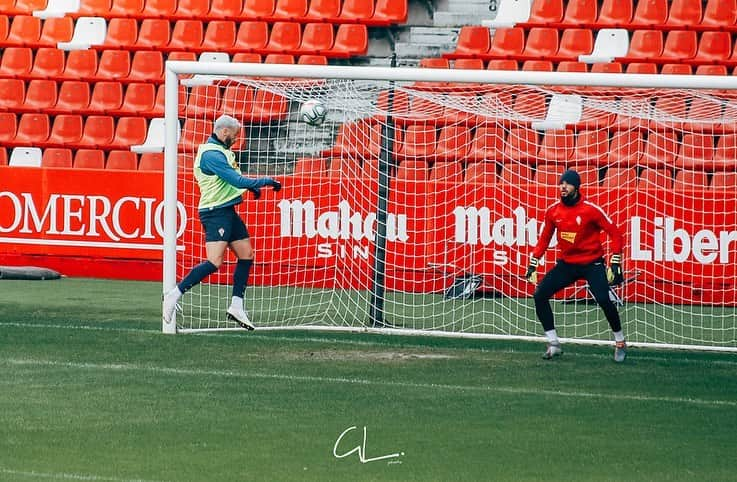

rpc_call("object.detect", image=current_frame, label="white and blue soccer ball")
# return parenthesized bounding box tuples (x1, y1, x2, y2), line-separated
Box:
(300, 99, 327, 126)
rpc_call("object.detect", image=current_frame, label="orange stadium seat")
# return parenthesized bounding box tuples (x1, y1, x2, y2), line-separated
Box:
(202, 20, 236, 51)
(534, 163, 562, 185)
(63, 49, 98, 80)
(114, 82, 156, 116)
(434, 125, 472, 162)
(74, 148, 105, 169)
(41, 147, 73, 168)
(30, 47, 65, 79)
(52, 80, 90, 114)
(272, 0, 308, 20)
(0, 147, 7, 165)
(143, 0, 177, 18)
(454, 25, 492, 57)
(606, 129, 644, 166)
(500, 162, 533, 183)
(466, 124, 505, 162)
(371, 0, 407, 26)
(127, 51, 163, 82)
(24, 79, 57, 111)
(135, 19, 170, 50)
(305, 0, 339, 21)
(639, 167, 673, 189)
(77, 0, 114, 16)
(504, 126, 540, 164)
(538, 129, 575, 162)
(235, 21, 269, 51)
(666, 0, 702, 28)
(78, 115, 115, 147)
(5, 15, 41, 47)
(110, 116, 147, 149)
(185, 84, 221, 118)
(622, 30, 663, 62)
(555, 28, 593, 60)
(266, 21, 301, 53)
(13, 113, 50, 146)
(695, 64, 728, 75)
(96, 50, 131, 80)
(328, 120, 381, 159)
(568, 163, 600, 186)
(596, 0, 632, 26)
(397, 124, 437, 161)
(175, 0, 209, 18)
(702, 0, 737, 29)
(38, 17, 73, 47)
(649, 95, 687, 131)
(138, 152, 164, 170)
(207, 0, 242, 19)
(328, 156, 361, 179)
(674, 169, 708, 190)
(711, 171, 737, 189)
(602, 166, 637, 189)
(168, 20, 203, 50)
(690, 31, 732, 64)
(106, 150, 138, 170)
(562, 0, 598, 25)
(465, 160, 498, 184)
(630, 0, 668, 26)
(47, 114, 83, 145)
(102, 18, 138, 48)
(676, 133, 714, 170)
(521, 27, 558, 59)
(660, 63, 692, 75)
(640, 130, 678, 167)
(220, 84, 254, 119)
(297, 54, 327, 64)
(510, 92, 546, 125)
(242, 0, 275, 19)
(0, 112, 17, 143)
(486, 59, 518, 70)
(0, 47, 33, 77)
(293, 156, 326, 176)
(8, 0, 48, 15)
(395, 160, 429, 182)
(486, 27, 524, 58)
(454, 58, 485, 70)
(0, 78, 25, 110)
(361, 158, 381, 182)
(626, 62, 658, 74)
(328, 24, 367, 58)
(89, 81, 123, 113)
(300, 23, 334, 54)
(572, 130, 608, 165)
(0, 15, 7, 42)
(658, 30, 698, 62)
(339, 0, 374, 22)
(590, 62, 622, 73)
(522, 59, 553, 71)
(526, 0, 564, 25)
(712, 135, 737, 170)
(557, 60, 587, 72)
(263, 53, 294, 64)
(429, 160, 462, 183)
(179, 118, 210, 148)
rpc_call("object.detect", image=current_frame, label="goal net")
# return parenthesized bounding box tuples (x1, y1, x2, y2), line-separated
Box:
(163, 63, 737, 352)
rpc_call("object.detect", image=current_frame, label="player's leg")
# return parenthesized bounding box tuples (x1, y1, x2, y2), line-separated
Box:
(534, 261, 578, 359)
(225, 212, 255, 330)
(584, 262, 626, 362)
(163, 209, 229, 324)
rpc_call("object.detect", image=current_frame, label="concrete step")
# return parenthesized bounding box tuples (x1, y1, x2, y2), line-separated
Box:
(433, 11, 495, 26)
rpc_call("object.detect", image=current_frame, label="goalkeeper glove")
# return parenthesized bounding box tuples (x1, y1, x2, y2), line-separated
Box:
(607, 254, 624, 285)
(525, 258, 539, 285)
(266, 178, 282, 192)
(247, 187, 261, 200)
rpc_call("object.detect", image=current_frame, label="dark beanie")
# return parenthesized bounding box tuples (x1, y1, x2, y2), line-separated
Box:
(560, 169, 581, 189)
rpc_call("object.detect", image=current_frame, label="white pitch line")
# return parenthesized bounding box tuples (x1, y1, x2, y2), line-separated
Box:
(2, 321, 737, 368)
(0, 467, 166, 482)
(3, 358, 736, 409)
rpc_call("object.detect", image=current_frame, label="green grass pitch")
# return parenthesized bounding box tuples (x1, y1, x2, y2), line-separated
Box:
(1, 278, 737, 481)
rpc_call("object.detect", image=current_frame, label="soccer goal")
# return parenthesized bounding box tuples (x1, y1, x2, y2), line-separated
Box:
(162, 61, 737, 352)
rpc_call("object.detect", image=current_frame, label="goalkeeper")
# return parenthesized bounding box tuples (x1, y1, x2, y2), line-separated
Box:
(524, 169, 627, 362)
(163, 114, 281, 330)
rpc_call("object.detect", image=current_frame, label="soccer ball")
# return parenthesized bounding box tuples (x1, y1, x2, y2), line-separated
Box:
(300, 99, 327, 126)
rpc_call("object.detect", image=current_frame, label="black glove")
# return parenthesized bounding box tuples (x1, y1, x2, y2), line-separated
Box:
(607, 254, 624, 285)
(267, 178, 282, 192)
(525, 257, 538, 285)
(247, 187, 261, 200)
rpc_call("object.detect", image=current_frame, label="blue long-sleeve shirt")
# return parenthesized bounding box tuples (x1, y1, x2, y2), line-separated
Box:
(199, 135, 272, 210)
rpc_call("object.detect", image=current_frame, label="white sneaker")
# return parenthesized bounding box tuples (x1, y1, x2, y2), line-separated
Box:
(162, 288, 181, 325)
(227, 306, 255, 330)
(614, 340, 627, 363)
(542, 342, 562, 360)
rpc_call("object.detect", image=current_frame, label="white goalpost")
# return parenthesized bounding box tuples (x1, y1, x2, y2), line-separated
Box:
(162, 61, 737, 352)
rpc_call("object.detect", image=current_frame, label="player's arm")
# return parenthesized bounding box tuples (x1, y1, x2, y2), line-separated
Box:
(201, 152, 281, 197)
(596, 208, 625, 285)
(526, 209, 555, 284)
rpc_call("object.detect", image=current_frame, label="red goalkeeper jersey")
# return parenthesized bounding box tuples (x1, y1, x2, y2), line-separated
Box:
(532, 196, 623, 265)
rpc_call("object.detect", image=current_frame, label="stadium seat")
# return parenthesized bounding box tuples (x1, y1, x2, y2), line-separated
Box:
(51, 80, 89, 114)
(451, 25, 492, 57)
(557, 60, 587, 72)
(247, 88, 287, 122)
(113, 82, 156, 116)
(96, 49, 131, 80)
(135, 18, 169, 49)
(297, 54, 327, 64)
(695, 65, 728, 76)
(202, 20, 236, 51)
(29, 46, 65, 78)
(620, 30, 663, 62)
(658, 30, 698, 62)
(37, 17, 74, 47)
(242, 0, 275, 19)
(395, 160, 429, 182)
(63, 49, 98, 80)
(370, 0, 407, 26)
(0, 112, 17, 143)
(520, 27, 558, 59)
(138, 152, 164, 171)
(0, 47, 33, 77)
(625, 62, 658, 74)
(690, 31, 732, 64)
(522, 59, 553, 71)
(500, 161, 533, 183)
(127, 50, 163, 82)
(649, 96, 687, 131)
(73, 148, 105, 169)
(102, 18, 137, 48)
(525, 0, 564, 25)
(0, 147, 7, 166)
(207, 0, 242, 19)
(293, 156, 326, 176)
(0, 78, 25, 111)
(701, 0, 737, 29)
(538, 129, 574, 162)
(630, 0, 668, 26)
(578, 28, 628, 63)
(638, 167, 672, 189)
(555, 28, 593, 60)
(710, 171, 737, 189)
(263, 53, 294, 64)
(561, 0, 597, 26)
(57, 16, 106, 50)
(485, 27, 524, 59)
(110, 116, 147, 149)
(327, 156, 361, 179)
(466, 124, 505, 162)
(534, 163, 561, 185)
(41, 147, 73, 168)
(131, 117, 168, 153)
(235, 21, 269, 51)
(465, 160, 498, 184)
(666, 0, 702, 28)
(9, 146, 42, 166)
(454, 58, 485, 70)
(607, 129, 644, 166)
(639, 130, 678, 167)
(304, 0, 339, 21)
(572, 130, 608, 165)
(712, 135, 737, 170)
(89, 81, 123, 113)
(272, 0, 308, 20)
(23, 79, 57, 112)
(77, 115, 115, 147)
(168, 20, 203, 51)
(505, 126, 540, 164)
(300, 23, 333, 54)
(265, 21, 301, 53)
(429, 160, 462, 183)
(327, 120, 381, 159)
(674, 169, 708, 190)
(486, 59, 518, 70)
(675, 133, 714, 170)
(76, 0, 114, 16)
(185, 84, 221, 118)
(13, 113, 50, 146)
(327, 24, 367, 58)
(47, 114, 83, 145)
(397, 124, 437, 161)
(174, 0, 209, 18)
(660, 63, 692, 75)
(143, 0, 177, 18)
(602, 166, 636, 188)
(8, 0, 48, 15)
(434, 125, 471, 162)
(5, 15, 41, 47)
(106, 150, 138, 170)
(110, 0, 145, 19)
(339, 0, 374, 22)
(596, 0, 632, 26)
(220, 84, 254, 120)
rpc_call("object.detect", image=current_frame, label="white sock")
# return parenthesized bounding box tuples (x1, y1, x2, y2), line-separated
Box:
(230, 296, 243, 310)
(613, 331, 625, 342)
(545, 329, 559, 344)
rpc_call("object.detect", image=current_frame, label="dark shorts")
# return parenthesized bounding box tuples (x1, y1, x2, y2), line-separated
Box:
(199, 206, 250, 243)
